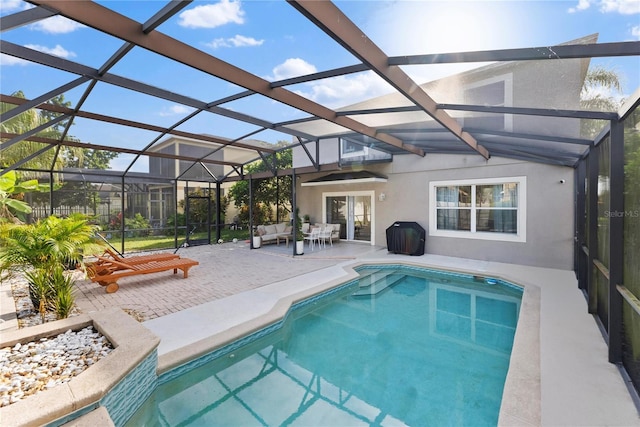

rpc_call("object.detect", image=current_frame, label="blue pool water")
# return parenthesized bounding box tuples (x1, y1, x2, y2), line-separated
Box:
(126, 265, 522, 426)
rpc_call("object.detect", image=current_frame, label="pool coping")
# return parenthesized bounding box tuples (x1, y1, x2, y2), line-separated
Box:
(0, 308, 160, 427)
(0, 259, 540, 426)
(153, 259, 541, 427)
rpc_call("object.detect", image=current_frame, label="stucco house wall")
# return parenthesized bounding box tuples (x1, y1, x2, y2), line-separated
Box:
(297, 153, 574, 270)
(293, 36, 591, 270)
(293, 138, 340, 168)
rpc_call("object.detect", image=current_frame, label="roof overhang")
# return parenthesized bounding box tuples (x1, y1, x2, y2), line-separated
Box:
(301, 171, 388, 187)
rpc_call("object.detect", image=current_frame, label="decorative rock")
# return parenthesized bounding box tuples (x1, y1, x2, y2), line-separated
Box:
(0, 326, 113, 407)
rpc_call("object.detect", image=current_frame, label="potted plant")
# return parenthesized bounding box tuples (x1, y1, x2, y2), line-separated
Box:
(295, 208, 305, 255)
(252, 226, 262, 248)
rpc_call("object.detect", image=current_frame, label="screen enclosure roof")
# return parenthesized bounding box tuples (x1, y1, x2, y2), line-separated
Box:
(1, 0, 639, 182)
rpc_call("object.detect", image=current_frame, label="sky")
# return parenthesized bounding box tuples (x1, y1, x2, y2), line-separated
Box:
(1, 0, 639, 172)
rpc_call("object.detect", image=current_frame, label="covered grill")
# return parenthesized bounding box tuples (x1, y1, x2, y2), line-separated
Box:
(386, 222, 426, 256)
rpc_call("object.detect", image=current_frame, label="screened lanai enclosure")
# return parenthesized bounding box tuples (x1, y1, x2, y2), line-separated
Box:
(1, 0, 640, 403)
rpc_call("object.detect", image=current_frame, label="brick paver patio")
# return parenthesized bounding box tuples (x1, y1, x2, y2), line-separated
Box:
(74, 241, 372, 321)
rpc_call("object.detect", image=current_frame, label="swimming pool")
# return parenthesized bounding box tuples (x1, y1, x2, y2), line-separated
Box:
(126, 265, 523, 426)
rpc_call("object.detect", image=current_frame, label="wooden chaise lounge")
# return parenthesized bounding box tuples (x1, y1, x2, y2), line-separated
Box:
(88, 255, 199, 293)
(87, 248, 180, 276)
(105, 247, 179, 264)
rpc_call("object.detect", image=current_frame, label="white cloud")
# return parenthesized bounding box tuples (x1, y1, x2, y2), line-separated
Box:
(159, 105, 195, 116)
(265, 59, 394, 108)
(268, 58, 317, 81)
(599, 0, 640, 14)
(569, 0, 640, 14)
(568, 0, 592, 13)
(296, 72, 395, 109)
(205, 35, 264, 49)
(30, 16, 84, 34)
(0, 53, 29, 66)
(178, 0, 244, 29)
(632, 25, 640, 39)
(0, 0, 27, 12)
(24, 44, 76, 59)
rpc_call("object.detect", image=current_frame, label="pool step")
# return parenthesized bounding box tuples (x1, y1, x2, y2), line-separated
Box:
(353, 271, 404, 296)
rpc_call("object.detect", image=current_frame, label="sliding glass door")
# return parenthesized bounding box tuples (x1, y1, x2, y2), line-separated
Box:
(324, 191, 374, 243)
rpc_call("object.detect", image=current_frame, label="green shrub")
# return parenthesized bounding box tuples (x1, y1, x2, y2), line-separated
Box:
(0, 213, 103, 323)
(125, 213, 151, 237)
(167, 213, 186, 227)
(24, 266, 77, 321)
(25, 269, 54, 322)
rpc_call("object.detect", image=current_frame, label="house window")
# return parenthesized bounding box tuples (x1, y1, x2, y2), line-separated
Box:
(429, 177, 526, 242)
(340, 139, 368, 158)
(463, 74, 513, 131)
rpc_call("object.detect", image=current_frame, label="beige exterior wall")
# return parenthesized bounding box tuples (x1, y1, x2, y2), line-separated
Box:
(297, 153, 574, 270)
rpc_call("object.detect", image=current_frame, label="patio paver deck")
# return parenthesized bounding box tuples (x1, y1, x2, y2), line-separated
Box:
(72, 241, 375, 321)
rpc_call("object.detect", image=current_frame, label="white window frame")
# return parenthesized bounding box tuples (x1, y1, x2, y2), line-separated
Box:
(340, 139, 369, 159)
(429, 176, 526, 243)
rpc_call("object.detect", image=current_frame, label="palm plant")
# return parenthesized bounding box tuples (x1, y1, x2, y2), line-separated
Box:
(1, 91, 83, 175)
(0, 213, 100, 271)
(0, 213, 103, 321)
(580, 66, 623, 138)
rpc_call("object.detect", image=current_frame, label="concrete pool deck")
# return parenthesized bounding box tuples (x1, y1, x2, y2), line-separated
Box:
(2, 241, 639, 425)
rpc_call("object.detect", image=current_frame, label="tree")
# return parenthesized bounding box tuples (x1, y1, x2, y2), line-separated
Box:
(47, 149, 119, 212)
(580, 66, 623, 138)
(1, 91, 116, 177)
(229, 142, 293, 225)
(63, 148, 118, 170)
(2, 91, 119, 219)
(1, 91, 84, 174)
(177, 188, 230, 227)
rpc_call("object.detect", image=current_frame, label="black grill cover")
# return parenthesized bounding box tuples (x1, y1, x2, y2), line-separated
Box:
(386, 221, 426, 256)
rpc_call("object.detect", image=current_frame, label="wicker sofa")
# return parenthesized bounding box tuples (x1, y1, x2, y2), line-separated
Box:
(256, 223, 292, 245)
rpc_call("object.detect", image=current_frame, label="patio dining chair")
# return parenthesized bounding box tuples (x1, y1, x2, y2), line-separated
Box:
(304, 227, 321, 251)
(319, 226, 333, 248)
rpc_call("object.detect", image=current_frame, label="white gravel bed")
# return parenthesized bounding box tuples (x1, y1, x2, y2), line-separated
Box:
(0, 326, 113, 407)
(2, 271, 135, 408)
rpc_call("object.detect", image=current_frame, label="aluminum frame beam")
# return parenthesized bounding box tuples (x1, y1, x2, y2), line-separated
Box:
(0, 132, 242, 168)
(0, 41, 314, 142)
(439, 103, 618, 120)
(28, 0, 424, 157)
(389, 41, 640, 65)
(338, 103, 617, 120)
(0, 6, 57, 32)
(0, 94, 276, 154)
(288, 0, 488, 160)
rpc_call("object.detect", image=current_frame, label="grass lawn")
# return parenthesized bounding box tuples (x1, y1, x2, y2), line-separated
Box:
(103, 229, 251, 252)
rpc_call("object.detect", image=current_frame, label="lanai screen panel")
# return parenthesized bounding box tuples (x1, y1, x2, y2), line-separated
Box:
(1, 0, 638, 171)
(622, 101, 640, 394)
